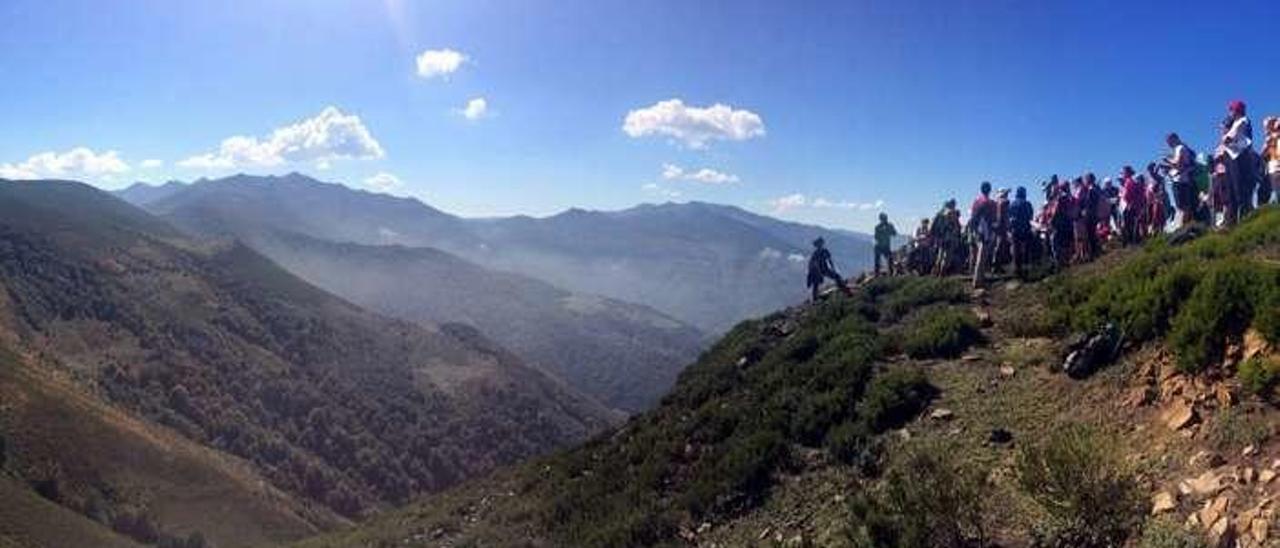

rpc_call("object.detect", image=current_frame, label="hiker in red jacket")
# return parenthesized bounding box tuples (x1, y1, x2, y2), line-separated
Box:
(1120, 166, 1145, 245)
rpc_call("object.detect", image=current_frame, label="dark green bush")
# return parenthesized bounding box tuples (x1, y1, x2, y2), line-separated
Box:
(1015, 425, 1143, 548)
(869, 277, 968, 322)
(1238, 357, 1280, 398)
(1168, 259, 1269, 372)
(902, 307, 983, 359)
(856, 368, 937, 433)
(1046, 208, 1280, 377)
(848, 445, 989, 548)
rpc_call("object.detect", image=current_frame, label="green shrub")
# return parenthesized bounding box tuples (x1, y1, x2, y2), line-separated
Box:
(1045, 208, 1280, 375)
(1136, 517, 1207, 548)
(1204, 408, 1272, 452)
(856, 368, 936, 433)
(1015, 425, 1143, 548)
(902, 307, 983, 359)
(848, 445, 989, 548)
(1168, 259, 1269, 372)
(1238, 357, 1280, 398)
(870, 277, 968, 322)
(1255, 289, 1280, 346)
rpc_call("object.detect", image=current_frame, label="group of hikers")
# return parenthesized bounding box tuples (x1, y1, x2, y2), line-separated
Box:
(808, 100, 1280, 299)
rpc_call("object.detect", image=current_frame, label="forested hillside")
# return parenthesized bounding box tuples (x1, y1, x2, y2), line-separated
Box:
(0, 179, 614, 546)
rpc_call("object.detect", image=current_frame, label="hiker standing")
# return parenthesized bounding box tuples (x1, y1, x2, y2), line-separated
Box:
(873, 213, 898, 276)
(968, 182, 997, 288)
(806, 237, 850, 301)
(931, 200, 963, 276)
(909, 218, 933, 275)
(1220, 100, 1256, 221)
(1163, 133, 1198, 227)
(1047, 182, 1075, 269)
(1120, 166, 1145, 245)
(1102, 177, 1121, 231)
(1071, 179, 1092, 264)
(992, 188, 1011, 273)
(1263, 117, 1279, 205)
(1008, 186, 1035, 279)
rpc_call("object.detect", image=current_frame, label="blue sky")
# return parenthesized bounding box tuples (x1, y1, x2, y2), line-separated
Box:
(2, 0, 1278, 231)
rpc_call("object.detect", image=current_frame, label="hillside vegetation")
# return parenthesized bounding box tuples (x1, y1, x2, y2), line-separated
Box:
(0, 180, 614, 546)
(302, 207, 1280, 548)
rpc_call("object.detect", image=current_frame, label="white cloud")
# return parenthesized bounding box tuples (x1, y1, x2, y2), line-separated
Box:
(0, 147, 130, 180)
(178, 106, 384, 170)
(416, 48, 468, 79)
(642, 182, 682, 199)
(768, 193, 885, 213)
(768, 193, 809, 211)
(460, 97, 489, 120)
(363, 171, 403, 192)
(140, 158, 164, 169)
(759, 247, 783, 260)
(623, 99, 765, 149)
(787, 253, 807, 263)
(661, 163, 739, 184)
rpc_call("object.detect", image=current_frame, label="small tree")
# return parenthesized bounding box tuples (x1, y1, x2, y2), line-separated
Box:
(1015, 425, 1143, 547)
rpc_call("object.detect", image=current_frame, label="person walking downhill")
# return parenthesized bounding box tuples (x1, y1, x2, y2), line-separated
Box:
(873, 213, 898, 276)
(1163, 133, 1198, 227)
(806, 237, 851, 302)
(968, 181, 997, 288)
(1263, 117, 1279, 206)
(1008, 186, 1035, 279)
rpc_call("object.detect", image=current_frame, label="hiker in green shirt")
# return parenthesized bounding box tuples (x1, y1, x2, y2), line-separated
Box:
(873, 212, 898, 276)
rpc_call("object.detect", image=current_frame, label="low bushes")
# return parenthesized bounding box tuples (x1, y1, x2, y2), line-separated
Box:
(1015, 425, 1143, 548)
(902, 308, 983, 359)
(1048, 207, 1280, 377)
(1238, 356, 1280, 398)
(848, 444, 989, 548)
(1167, 259, 1272, 372)
(1136, 517, 1207, 548)
(868, 276, 968, 322)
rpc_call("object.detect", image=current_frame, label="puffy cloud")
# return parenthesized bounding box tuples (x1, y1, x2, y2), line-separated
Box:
(178, 106, 384, 170)
(363, 171, 403, 192)
(0, 147, 130, 180)
(641, 182, 682, 199)
(661, 163, 739, 184)
(768, 193, 885, 213)
(768, 193, 809, 211)
(460, 97, 488, 120)
(623, 99, 765, 149)
(416, 48, 468, 79)
(140, 158, 164, 169)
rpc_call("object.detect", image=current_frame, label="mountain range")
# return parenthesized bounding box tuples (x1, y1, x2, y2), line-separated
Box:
(129, 173, 876, 334)
(119, 173, 875, 412)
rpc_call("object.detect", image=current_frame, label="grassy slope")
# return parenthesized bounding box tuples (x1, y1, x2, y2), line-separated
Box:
(0, 477, 140, 548)
(0, 343, 336, 547)
(300, 208, 1280, 547)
